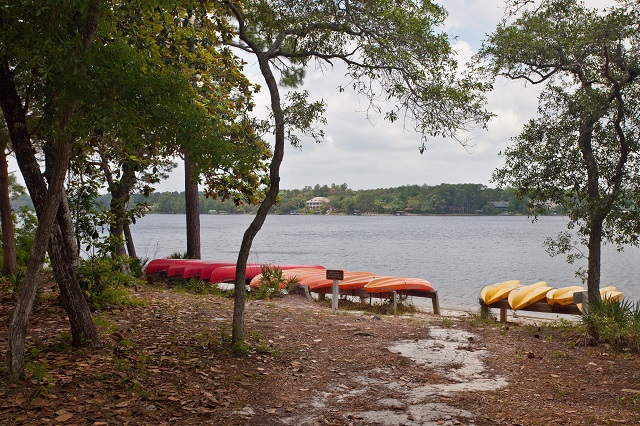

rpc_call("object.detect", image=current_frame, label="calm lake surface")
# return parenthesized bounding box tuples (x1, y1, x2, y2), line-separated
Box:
(130, 214, 640, 310)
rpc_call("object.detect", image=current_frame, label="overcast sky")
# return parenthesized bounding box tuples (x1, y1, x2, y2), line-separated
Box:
(223, 0, 541, 192)
(7, 0, 613, 193)
(237, 0, 536, 191)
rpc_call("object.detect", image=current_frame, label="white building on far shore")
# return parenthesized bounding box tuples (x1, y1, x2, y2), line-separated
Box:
(305, 197, 330, 210)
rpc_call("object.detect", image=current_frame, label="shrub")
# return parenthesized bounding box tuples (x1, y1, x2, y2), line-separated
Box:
(582, 297, 640, 353)
(77, 256, 145, 310)
(250, 265, 285, 300)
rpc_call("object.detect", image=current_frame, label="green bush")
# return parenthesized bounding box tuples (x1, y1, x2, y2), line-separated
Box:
(582, 297, 640, 353)
(77, 256, 145, 310)
(250, 265, 285, 300)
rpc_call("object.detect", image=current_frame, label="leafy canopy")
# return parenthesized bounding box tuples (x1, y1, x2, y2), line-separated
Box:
(225, 0, 493, 150)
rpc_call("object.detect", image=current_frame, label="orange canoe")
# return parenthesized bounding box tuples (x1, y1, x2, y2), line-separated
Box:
(364, 276, 434, 293)
(248, 267, 326, 289)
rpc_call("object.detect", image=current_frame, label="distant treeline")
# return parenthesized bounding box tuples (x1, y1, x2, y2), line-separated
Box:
(117, 183, 557, 216)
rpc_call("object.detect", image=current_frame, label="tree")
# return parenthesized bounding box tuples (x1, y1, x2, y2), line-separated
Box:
(0, 138, 17, 276)
(1, 0, 106, 376)
(479, 0, 640, 301)
(63, 2, 267, 261)
(221, 0, 492, 345)
(184, 150, 201, 259)
(114, 3, 268, 260)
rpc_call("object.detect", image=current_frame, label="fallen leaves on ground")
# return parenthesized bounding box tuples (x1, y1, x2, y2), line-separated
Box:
(0, 286, 638, 425)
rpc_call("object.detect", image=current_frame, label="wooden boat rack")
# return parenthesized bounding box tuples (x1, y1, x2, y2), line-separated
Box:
(315, 288, 441, 315)
(478, 298, 581, 322)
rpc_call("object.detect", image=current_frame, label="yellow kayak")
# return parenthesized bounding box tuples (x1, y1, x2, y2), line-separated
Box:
(546, 286, 585, 306)
(602, 286, 624, 302)
(576, 286, 624, 312)
(508, 281, 552, 311)
(480, 280, 521, 305)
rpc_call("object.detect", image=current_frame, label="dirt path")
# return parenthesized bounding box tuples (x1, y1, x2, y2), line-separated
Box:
(1, 288, 638, 425)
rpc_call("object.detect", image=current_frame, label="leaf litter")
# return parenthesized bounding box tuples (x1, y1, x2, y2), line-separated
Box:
(0, 287, 638, 425)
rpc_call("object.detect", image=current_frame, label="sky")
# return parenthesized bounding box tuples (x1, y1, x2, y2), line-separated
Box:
(6, 0, 613, 193)
(215, 0, 540, 192)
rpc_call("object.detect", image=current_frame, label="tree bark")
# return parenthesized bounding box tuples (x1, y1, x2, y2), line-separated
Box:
(0, 148, 17, 276)
(6, 137, 71, 376)
(185, 150, 201, 259)
(108, 160, 138, 258)
(576, 120, 603, 302)
(0, 60, 100, 353)
(232, 45, 285, 345)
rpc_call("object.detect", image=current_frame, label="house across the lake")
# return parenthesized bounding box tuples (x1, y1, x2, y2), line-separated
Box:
(305, 197, 330, 210)
(492, 201, 509, 211)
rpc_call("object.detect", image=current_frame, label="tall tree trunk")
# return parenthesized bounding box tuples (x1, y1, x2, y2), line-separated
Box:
(185, 150, 201, 259)
(0, 60, 100, 351)
(0, 148, 17, 276)
(586, 219, 604, 302)
(6, 137, 71, 376)
(232, 49, 284, 345)
(577, 120, 603, 302)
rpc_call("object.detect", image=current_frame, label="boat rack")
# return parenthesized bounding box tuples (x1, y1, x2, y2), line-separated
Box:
(315, 288, 441, 315)
(478, 298, 581, 323)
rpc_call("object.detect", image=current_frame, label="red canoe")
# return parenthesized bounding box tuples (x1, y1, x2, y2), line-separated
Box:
(298, 271, 375, 291)
(209, 264, 263, 284)
(339, 274, 380, 290)
(145, 259, 204, 275)
(212, 264, 326, 285)
(179, 261, 236, 279)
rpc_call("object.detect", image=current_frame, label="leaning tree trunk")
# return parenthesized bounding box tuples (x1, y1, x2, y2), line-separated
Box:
(0, 60, 100, 350)
(6, 137, 71, 376)
(0, 148, 17, 276)
(184, 150, 201, 259)
(123, 222, 137, 259)
(232, 49, 285, 345)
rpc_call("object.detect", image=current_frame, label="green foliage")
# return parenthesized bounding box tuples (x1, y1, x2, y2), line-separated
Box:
(479, 303, 496, 321)
(582, 297, 640, 353)
(250, 265, 285, 300)
(10, 207, 37, 271)
(77, 256, 145, 311)
(227, 0, 491, 146)
(167, 252, 191, 259)
(8, 269, 27, 299)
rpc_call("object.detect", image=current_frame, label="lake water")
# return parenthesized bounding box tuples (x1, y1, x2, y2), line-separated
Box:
(130, 214, 640, 310)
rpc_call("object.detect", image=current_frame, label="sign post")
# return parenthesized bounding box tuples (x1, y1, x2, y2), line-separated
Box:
(326, 269, 344, 314)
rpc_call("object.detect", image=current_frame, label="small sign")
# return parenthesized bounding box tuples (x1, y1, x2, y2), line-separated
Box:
(326, 269, 344, 280)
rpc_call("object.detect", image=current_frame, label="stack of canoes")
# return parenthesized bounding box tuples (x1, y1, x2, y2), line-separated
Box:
(146, 259, 436, 295)
(249, 267, 434, 295)
(480, 279, 624, 311)
(145, 259, 325, 284)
